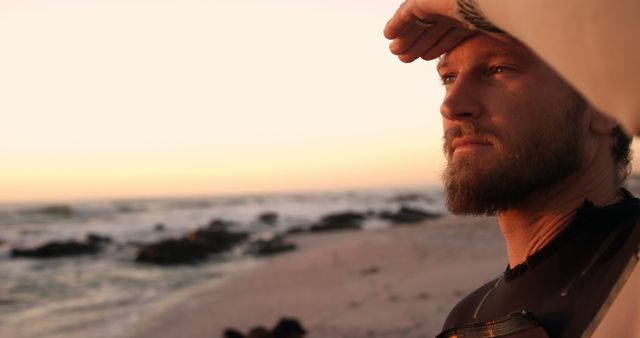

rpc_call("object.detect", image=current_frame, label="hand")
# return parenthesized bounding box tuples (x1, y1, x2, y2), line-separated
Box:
(384, 0, 475, 62)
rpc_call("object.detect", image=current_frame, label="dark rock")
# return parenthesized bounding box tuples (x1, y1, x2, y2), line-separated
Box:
(11, 233, 110, 259)
(390, 193, 434, 203)
(257, 212, 279, 226)
(309, 211, 366, 232)
(378, 206, 441, 224)
(247, 327, 271, 338)
(223, 329, 245, 338)
(186, 227, 249, 254)
(153, 223, 166, 231)
(11, 240, 99, 258)
(136, 239, 208, 264)
(272, 318, 307, 338)
(223, 317, 306, 338)
(86, 233, 112, 244)
(248, 236, 296, 256)
(0, 238, 5, 245)
(285, 226, 307, 235)
(25, 204, 74, 218)
(208, 218, 235, 229)
(136, 227, 248, 265)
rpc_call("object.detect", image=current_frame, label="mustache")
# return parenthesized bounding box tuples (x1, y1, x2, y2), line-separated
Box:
(443, 124, 499, 154)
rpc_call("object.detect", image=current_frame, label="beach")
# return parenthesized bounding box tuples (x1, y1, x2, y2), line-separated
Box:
(124, 214, 505, 338)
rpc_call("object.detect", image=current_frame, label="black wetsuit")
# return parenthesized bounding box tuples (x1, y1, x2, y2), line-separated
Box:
(437, 190, 640, 338)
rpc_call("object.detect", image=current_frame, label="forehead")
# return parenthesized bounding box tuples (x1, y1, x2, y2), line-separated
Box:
(437, 33, 538, 71)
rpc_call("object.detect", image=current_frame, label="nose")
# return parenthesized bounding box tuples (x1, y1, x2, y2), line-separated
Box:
(440, 75, 484, 121)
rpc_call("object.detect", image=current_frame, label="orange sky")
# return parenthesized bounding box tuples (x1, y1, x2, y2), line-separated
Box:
(0, 0, 637, 203)
(0, 0, 449, 203)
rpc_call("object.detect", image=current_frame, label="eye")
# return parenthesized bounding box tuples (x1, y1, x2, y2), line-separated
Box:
(489, 64, 517, 76)
(439, 72, 457, 86)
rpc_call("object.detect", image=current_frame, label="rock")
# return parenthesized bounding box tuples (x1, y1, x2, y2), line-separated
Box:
(223, 329, 245, 338)
(208, 218, 235, 229)
(247, 327, 271, 338)
(136, 227, 249, 265)
(390, 193, 434, 203)
(248, 236, 296, 256)
(272, 318, 307, 338)
(285, 226, 307, 235)
(11, 240, 99, 258)
(86, 233, 112, 244)
(11, 233, 110, 259)
(378, 206, 441, 224)
(223, 318, 307, 338)
(257, 212, 279, 226)
(186, 227, 249, 254)
(135, 239, 208, 264)
(153, 223, 166, 231)
(25, 204, 74, 218)
(309, 211, 366, 232)
(0, 238, 5, 245)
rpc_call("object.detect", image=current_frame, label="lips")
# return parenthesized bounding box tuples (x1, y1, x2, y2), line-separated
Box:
(450, 137, 493, 154)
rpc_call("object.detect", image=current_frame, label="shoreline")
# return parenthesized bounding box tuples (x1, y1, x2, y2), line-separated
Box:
(124, 214, 506, 338)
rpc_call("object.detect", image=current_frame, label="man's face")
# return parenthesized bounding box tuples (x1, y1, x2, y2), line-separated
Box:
(437, 34, 587, 215)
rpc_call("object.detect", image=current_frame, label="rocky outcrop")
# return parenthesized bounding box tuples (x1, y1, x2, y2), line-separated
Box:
(257, 212, 279, 226)
(247, 236, 297, 256)
(223, 317, 307, 338)
(185, 227, 249, 253)
(86, 233, 112, 244)
(135, 225, 248, 265)
(378, 206, 441, 224)
(135, 239, 208, 264)
(390, 193, 434, 203)
(10, 233, 111, 258)
(223, 329, 245, 338)
(208, 218, 235, 229)
(272, 318, 307, 338)
(309, 211, 366, 232)
(285, 226, 307, 235)
(23, 204, 74, 218)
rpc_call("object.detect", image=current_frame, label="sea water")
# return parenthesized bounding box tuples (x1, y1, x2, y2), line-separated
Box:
(0, 187, 445, 338)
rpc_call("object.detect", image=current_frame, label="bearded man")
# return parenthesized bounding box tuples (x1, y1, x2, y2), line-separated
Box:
(386, 14, 639, 338)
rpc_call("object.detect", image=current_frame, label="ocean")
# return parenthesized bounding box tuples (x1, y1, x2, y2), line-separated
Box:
(0, 187, 445, 338)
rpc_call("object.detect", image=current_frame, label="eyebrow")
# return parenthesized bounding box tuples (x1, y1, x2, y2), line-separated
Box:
(436, 50, 532, 72)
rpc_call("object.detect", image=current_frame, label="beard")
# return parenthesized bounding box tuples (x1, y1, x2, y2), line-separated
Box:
(442, 99, 586, 215)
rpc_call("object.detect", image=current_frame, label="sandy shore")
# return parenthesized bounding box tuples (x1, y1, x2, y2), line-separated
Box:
(125, 214, 506, 338)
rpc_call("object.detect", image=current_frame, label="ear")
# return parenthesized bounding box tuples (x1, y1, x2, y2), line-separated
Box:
(588, 107, 618, 135)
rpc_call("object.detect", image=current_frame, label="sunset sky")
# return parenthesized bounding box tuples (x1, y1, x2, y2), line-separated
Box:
(1, 0, 637, 203)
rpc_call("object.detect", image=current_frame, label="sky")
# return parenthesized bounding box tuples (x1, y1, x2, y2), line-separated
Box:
(0, 0, 637, 203)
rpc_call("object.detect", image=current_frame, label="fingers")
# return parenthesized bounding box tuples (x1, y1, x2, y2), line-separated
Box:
(389, 18, 436, 56)
(384, 0, 473, 62)
(384, 0, 426, 40)
(420, 27, 475, 60)
(395, 20, 454, 62)
(389, 16, 473, 63)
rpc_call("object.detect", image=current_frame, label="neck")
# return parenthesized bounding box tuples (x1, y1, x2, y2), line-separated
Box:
(497, 147, 622, 268)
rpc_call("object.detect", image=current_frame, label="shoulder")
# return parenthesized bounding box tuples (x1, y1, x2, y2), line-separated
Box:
(441, 275, 503, 331)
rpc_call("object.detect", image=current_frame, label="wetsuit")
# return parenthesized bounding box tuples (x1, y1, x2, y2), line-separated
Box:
(437, 190, 640, 338)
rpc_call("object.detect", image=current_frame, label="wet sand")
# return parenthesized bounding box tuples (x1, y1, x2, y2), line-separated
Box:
(125, 214, 506, 338)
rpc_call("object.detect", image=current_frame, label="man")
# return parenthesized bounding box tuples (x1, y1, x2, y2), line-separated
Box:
(387, 18, 640, 338)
